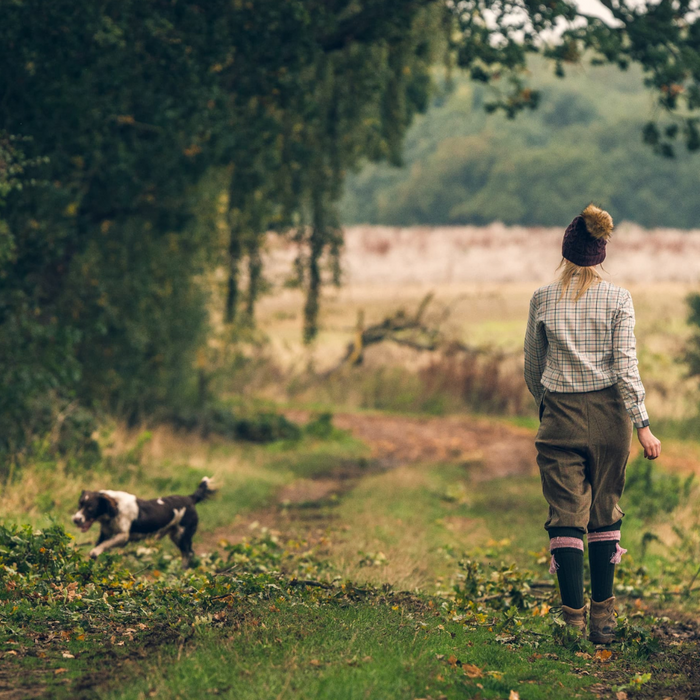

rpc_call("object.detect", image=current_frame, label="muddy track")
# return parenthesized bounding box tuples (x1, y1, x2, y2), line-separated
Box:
(199, 411, 538, 550)
(289, 411, 538, 478)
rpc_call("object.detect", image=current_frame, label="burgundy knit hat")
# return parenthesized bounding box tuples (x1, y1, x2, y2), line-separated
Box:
(562, 204, 614, 267)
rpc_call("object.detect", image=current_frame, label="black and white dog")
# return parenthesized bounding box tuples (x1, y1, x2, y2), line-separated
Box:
(71, 477, 214, 567)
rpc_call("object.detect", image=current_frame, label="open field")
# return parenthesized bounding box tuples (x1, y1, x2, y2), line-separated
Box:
(246, 225, 700, 423)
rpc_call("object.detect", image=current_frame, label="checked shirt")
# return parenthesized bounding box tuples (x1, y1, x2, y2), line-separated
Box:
(524, 278, 649, 429)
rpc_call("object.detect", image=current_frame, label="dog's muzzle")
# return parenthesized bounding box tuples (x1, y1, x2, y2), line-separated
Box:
(72, 511, 94, 533)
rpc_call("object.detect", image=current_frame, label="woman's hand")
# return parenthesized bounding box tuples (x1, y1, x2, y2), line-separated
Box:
(637, 426, 661, 460)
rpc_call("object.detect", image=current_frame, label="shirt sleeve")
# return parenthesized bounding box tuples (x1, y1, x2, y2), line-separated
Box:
(524, 293, 547, 405)
(612, 290, 649, 429)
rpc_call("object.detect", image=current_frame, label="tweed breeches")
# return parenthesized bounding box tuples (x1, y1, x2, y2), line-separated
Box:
(535, 384, 633, 532)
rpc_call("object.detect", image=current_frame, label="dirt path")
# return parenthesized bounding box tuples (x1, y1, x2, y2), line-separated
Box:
(289, 410, 538, 477)
(199, 412, 537, 550)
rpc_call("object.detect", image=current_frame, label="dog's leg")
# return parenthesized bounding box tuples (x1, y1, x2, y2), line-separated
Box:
(89, 532, 129, 559)
(175, 507, 198, 569)
(176, 531, 195, 569)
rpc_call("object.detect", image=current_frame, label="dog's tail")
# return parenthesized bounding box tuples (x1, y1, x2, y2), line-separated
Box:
(191, 476, 215, 504)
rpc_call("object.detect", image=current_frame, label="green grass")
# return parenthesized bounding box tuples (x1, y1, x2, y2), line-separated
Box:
(101, 604, 596, 700)
(102, 589, 700, 700)
(0, 427, 368, 533)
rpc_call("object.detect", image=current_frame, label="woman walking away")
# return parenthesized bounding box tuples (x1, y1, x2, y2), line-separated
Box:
(524, 204, 661, 644)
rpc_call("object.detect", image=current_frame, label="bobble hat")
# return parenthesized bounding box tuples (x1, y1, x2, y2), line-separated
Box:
(562, 204, 614, 267)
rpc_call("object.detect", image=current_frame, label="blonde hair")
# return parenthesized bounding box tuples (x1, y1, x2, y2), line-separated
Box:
(558, 259, 602, 302)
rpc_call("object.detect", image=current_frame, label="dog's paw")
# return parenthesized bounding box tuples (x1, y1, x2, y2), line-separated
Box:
(89, 548, 101, 559)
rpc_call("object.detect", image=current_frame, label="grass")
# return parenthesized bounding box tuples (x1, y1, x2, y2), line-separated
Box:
(322, 462, 547, 590)
(104, 604, 607, 700)
(2, 408, 700, 698)
(0, 423, 368, 533)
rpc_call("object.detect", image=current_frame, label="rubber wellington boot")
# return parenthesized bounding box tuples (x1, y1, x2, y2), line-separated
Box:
(589, 597, 616, 644)
(561, 604, 587, 634)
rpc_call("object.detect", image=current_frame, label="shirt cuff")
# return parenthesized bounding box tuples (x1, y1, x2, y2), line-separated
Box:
(628, 403, 649, 429)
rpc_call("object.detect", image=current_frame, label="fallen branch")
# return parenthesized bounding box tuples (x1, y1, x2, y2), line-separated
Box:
(321, 292, 486, 377)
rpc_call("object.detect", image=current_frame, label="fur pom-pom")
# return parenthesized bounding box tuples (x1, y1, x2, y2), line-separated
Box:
(581, 204, 613, 240)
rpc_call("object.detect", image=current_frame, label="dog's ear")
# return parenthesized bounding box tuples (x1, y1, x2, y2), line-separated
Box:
(97, 493, 119, 518)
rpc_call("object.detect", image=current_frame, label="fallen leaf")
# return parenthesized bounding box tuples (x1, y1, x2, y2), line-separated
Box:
(309, 659, 321, 667)
(447, 655, 459, 668)
(509, 692, 520, 700)
(594, 649, 612, 662)
(463, 664, 483, 678)
(575, 651, 592, 659)
(616, 692, 627, 700)
(61, 652, 75, 659)
(496, 634, 516, 644)
(54, 668, 68, 675)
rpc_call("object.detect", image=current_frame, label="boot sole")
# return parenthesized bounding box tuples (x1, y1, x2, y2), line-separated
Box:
(589, 633, 614, 644)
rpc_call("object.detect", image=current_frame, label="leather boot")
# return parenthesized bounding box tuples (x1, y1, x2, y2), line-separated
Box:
(589, 597, 616, 644)
(561, 604, 587, 634)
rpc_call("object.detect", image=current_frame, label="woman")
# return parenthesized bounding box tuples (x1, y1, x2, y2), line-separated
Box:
(524, 204, 661, 644)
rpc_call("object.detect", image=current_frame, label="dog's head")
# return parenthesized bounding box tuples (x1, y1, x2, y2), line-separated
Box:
(72, 491, 118, 532)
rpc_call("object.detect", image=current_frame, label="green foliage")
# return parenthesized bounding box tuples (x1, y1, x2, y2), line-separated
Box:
(303, 412, 336, 439)
(0, 523, 337, 644)
(342, 63, 700, 227)
(683, 292, 700, 382)
(0, 1, 443, 451)
(615, 616, 662, 659)
(452, 557, 543, 612)
(167, 403, 302, 443)
(449, 0, 700, 156)
(622, 454, 694, 521)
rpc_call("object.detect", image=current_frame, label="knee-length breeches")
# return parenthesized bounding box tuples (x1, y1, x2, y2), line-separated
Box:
(535, 384, 633, 532)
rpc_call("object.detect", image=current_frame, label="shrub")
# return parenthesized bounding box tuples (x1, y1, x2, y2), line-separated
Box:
(623, 454, 695, 521)
(168, 403, 301, 443)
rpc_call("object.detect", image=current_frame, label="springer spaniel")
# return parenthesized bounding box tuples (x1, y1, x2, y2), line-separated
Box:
(71, 477, 214, 567)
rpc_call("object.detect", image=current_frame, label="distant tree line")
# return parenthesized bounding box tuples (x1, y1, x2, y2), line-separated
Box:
(1, 0, 699, 453)
(341, 67, 700, 228)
